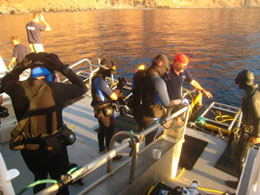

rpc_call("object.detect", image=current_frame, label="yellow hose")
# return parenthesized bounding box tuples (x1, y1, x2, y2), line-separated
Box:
(175, 168, 186, 180)
(182, 88, 202, 118)
(198, 187, 224, 194)
(69, 124, 76, 132)
(215, 110, 237, 123)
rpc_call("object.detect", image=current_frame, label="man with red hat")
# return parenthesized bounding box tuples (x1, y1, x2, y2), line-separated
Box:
(162, 53, 212, 105)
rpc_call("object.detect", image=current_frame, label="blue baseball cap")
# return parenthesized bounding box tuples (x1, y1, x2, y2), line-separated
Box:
(31, 67, 53, 82)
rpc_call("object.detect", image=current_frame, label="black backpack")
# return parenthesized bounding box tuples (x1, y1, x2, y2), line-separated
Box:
(133, 66, 156, 107)
(132, 68, 149, 107)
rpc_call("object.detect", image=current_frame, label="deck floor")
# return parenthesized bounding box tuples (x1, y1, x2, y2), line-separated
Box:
(0, 95, 236, 194)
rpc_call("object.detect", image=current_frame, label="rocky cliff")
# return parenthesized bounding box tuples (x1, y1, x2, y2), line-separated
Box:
(1, 0, 260, 14)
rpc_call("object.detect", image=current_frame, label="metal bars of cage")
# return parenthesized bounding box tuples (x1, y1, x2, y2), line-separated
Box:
(200, 101, 242, 132)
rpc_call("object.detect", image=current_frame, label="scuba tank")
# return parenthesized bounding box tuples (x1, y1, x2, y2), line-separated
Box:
(195, 117, 228, 135)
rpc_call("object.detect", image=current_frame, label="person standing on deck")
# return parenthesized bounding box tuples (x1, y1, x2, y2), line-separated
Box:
(7, 35, 28, 70)
(226, 70, 260, 189)
(162, 53, 213, 105)
(0, 53, 88, 194)
(132, 54, 172, 146)
(162, 53, 213, 124)
(91, 57, 126, 153)
(25, 13, 51, 53)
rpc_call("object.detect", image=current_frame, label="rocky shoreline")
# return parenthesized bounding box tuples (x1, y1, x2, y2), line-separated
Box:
(0, 0, 260, 15)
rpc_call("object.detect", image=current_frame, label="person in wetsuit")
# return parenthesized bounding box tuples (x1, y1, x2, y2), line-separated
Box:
(226, 70, 260, 189)
(1, 53, 88, 194)
(91, 57, 125, 152)
(132, 54, 171, 146)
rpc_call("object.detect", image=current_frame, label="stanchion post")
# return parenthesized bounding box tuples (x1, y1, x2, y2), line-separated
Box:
(0, 152, 20, 195)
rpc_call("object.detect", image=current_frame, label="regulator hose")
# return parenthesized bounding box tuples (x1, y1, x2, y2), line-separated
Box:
(215, 110, 237, 123)
(17, 165, 80, 195)
(17, 179, 58, 195)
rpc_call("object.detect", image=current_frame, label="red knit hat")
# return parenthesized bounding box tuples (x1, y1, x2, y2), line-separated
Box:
(173, 53, 189, 65)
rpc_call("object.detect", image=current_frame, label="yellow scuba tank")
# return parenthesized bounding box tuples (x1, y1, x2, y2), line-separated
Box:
(195, 117, 230, 135)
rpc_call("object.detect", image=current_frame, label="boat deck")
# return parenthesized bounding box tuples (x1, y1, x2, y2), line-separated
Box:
(173, 128, 237, 194)
(0, 94, 237, 194)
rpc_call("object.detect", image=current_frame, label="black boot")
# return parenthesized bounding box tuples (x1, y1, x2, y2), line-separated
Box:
(225, 180, 238, 189)
(112, 155, 123, 161)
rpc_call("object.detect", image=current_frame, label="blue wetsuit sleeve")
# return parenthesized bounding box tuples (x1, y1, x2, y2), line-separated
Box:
(154, 76, 170, 107)
(97, 79, 114, 97)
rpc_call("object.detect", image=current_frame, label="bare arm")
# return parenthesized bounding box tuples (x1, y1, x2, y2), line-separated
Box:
(40, 14, 51, 31)
(190, 79, 213, 98)
(7, 57, 16, 70)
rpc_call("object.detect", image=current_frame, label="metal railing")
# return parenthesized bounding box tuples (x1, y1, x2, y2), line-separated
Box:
(62, 58, 98, 84)
(36, 106, 190, 195)
(62, 58, 118, 97)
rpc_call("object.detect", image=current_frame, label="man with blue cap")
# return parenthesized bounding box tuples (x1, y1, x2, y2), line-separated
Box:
(31, 66, 53, 82)
(1, 53, 88, 194)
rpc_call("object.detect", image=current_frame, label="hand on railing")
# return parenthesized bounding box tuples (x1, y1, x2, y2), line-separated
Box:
(112, 102, 130, 117)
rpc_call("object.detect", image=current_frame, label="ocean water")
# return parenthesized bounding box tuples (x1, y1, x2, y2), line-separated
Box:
(0, 9, 260, 107)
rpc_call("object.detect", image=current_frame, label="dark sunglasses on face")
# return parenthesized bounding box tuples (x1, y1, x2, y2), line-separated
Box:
(100, 65, 117, 73)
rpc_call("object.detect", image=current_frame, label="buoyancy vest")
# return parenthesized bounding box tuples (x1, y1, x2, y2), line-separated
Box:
(11, 80, 58, 139)
(90, 74, 115, 119)
(10, 79, 60, 151)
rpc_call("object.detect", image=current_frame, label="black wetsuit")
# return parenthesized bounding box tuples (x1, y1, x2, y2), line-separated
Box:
(236, 84, 260, 175)
(133, 69, 170, 145)
(91, 75, 115, 151)
(1, 64, 87, 194)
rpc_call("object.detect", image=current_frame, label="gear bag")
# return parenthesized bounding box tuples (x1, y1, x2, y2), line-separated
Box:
(9, 80, 76, 154)
(10, 125, 76, 155)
